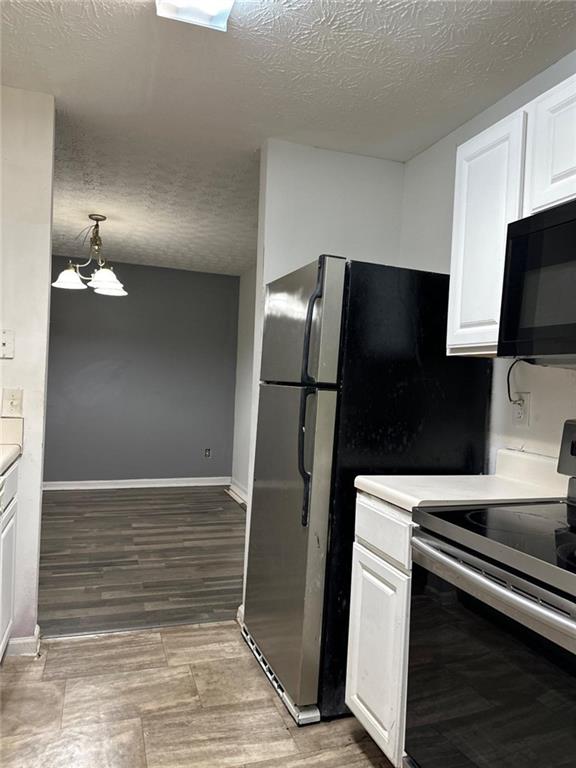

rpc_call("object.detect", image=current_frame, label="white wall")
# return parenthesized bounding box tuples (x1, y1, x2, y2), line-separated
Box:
(1, 86, 54, 643)
(241, 145, 267, 608)
(231, 265, 256, 500)
(399, 49, 576, 467)
(262, 139, 405, 284)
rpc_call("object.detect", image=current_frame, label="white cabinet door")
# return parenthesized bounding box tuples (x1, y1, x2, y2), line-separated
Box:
(345, 542, 410, 768)
(524, 73, 576, 216)
(447, 111, 526, 355)
(0, 499, 17, 659)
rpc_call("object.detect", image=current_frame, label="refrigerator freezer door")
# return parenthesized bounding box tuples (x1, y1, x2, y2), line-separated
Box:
(244, 383, 337, 708)
(260, 255, 346, 385)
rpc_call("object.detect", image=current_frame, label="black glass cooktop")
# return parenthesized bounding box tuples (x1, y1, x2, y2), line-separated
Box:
(438, 503, 576, 571)
(414, 501, 576, 596)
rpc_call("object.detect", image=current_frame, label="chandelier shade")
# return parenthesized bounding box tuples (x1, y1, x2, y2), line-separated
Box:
(94, 285, 128, 297)
(88, 266, 123, 290)
(51, 264, 87, 290)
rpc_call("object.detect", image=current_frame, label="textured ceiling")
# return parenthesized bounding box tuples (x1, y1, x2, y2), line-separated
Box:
(2, 1, 576, 274)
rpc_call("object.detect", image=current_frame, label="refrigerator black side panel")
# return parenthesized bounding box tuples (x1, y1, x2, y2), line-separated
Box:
(318, 261, 492, 719)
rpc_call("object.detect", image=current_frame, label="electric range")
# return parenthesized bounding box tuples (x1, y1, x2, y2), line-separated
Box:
(413, 500, 576, 597)
(403, 422, 576, 768)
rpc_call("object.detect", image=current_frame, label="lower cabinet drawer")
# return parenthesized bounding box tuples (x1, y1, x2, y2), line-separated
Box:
(346, 542, 410, 768)
(355, 493, 413, 570)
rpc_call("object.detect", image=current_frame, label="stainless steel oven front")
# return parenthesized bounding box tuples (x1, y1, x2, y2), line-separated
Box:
(403, 531, 576, 768)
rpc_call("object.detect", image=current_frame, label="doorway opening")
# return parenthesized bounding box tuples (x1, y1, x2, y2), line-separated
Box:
(39, 255, 255, 638)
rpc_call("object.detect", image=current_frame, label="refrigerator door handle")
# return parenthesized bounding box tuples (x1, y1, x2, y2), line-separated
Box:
(301, 256, 325, 385)
(298, 387, 316, 527)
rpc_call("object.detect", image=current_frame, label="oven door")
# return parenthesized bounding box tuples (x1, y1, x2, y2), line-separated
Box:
(404, 533, 576, 768)
(498, 199, 576, 360)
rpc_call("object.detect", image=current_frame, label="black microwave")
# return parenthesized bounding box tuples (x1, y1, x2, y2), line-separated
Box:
(498, 198, 576, 363)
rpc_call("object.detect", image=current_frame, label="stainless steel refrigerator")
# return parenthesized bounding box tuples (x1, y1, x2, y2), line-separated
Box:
(242, 255, 491, 724)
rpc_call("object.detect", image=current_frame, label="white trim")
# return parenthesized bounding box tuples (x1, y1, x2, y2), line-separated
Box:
(227, 482, 248, 505)
(42, 476, 232, 491)
(236, 603, 245, 625)
(230, 478, 248, 497)
(6, 624, 40, 656)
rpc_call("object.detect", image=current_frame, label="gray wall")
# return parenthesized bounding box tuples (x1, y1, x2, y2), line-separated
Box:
(44, 257, 239, 481)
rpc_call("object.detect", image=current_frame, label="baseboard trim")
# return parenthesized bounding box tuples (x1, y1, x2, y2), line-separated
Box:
(6, 625, 40, 656)
(43, 477, 232, 491)
(227, 482, 248, 505)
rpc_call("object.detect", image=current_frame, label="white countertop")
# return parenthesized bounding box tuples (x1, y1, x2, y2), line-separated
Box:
(355, 449, 569, 511)
(0, 444, 21, 476)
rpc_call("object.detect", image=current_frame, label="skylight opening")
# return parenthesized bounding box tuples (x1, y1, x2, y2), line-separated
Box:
(155, 1, 235, 32)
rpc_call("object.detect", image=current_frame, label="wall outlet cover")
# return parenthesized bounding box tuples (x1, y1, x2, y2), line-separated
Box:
(2, 388, 24, 417)
(512, 392, 530, 427)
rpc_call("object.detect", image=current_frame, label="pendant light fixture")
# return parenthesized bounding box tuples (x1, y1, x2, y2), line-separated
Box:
(51, 214, 128, 297)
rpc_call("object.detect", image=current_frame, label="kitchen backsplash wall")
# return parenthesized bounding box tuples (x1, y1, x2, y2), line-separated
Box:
(489, 360, 576, 469)
(44, 257, 239, 482)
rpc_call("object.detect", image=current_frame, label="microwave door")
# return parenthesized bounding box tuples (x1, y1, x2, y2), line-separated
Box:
(498, 199, 576, 361)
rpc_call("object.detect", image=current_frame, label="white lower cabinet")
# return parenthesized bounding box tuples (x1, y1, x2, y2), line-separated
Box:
(0, 498, 17, 658)
(346, 541, 410, 768)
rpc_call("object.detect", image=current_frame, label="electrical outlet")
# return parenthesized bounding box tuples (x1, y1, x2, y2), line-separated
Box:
(512, 392, 530, 427)
(1, 330, 14, 359)
(202, 448, 212, 459)
(2, 388, 23, 417)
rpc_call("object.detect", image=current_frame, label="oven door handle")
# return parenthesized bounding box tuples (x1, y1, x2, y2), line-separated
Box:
(412, 537, 576, 653)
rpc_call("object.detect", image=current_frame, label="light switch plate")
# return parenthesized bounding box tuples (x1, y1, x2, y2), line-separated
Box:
(2, 388, 23, 417)
(1, 330, 15, 359)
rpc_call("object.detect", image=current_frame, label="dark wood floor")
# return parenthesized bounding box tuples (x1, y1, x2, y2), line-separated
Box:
(38, 487, 246, 637)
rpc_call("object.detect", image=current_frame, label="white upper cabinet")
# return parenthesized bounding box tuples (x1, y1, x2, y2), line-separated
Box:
(447, 111, 526, 355)
(524, 73, 576, 216)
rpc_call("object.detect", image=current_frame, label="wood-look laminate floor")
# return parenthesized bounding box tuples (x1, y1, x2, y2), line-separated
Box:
(0, 621, 392, 768)
(38, 487, 245, 637)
